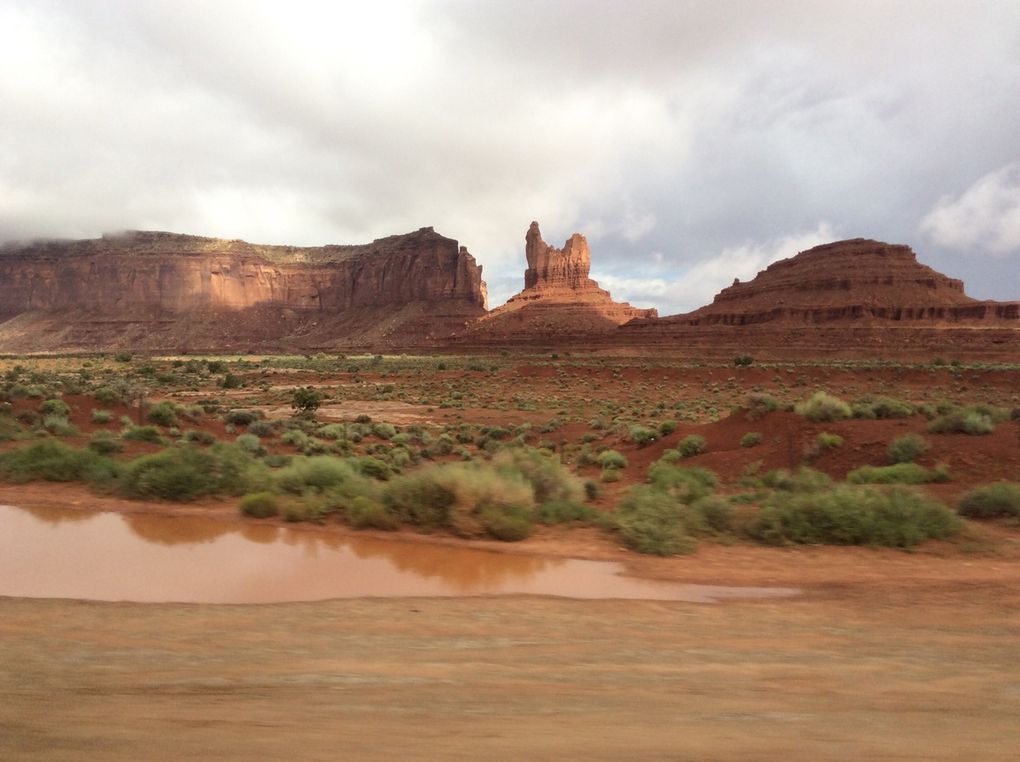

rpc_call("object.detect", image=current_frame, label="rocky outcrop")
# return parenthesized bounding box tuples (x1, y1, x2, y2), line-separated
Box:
(630, 238, 1017, 328)
(462, 222, 656, 341)
(617, 238, 1019, 360)
(0, 228, 487, 352)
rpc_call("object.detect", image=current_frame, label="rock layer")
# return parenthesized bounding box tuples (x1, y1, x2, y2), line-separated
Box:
(0, 228, 487, 351)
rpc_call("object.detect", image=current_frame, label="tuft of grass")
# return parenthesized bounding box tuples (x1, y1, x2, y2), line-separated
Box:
(597, 450, 627, 470)
(928, 409, 996, 435)
(887, 433, 930, 464)
(240, 491, 279, 518)
(795, 391, 851, 423)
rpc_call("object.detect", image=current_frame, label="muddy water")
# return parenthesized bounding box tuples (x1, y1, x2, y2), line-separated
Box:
(0, 505, 799, 604)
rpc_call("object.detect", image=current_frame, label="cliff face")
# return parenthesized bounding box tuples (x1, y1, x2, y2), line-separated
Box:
(463, 222, 656, 341)
(638, 238, 1016, 328)
(616, 237, 1019, 360)
(0, 228, 487, 351)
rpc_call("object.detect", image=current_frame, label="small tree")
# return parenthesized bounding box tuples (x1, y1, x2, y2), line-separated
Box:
(291, 387, 323, 417)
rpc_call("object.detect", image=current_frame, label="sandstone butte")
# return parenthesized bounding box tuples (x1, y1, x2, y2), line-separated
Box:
(459, 221, 657, 340)
(618, 238, 1020, 359)
(0, 228, 488, 353)
(0, 227, 1018, 359)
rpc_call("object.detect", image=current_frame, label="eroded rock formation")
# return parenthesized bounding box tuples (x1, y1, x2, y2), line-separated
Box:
(618, 238, 1019, 359)
(463, 222, 656, 340)
(0, 228, 487, 352)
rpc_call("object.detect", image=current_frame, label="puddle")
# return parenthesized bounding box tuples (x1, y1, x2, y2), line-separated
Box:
(0, 505, 800, 604)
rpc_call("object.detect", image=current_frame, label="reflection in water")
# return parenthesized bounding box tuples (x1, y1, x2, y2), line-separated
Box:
(0, 505, 800, 604)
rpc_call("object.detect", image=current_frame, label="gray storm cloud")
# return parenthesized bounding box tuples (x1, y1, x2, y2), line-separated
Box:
(1, 0, 1018, 312)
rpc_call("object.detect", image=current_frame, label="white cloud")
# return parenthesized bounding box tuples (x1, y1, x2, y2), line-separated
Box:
(920, 162, 1020, 255)
(593, 223, 836, 315)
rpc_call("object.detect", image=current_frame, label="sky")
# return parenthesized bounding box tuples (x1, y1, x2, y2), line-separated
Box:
(2, 0, 1019, 313)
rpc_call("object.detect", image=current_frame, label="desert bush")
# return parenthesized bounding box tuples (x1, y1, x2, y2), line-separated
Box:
(761, 467, 832, 493)
(39, 398, 71, 417)
(275, 456, 360, 495)
(887, 433, 930, 464)
(120, 444, 268, 501)
(94, 387, 120, 405)
(0, 440, 120, 485)
(222, 409, 260, 426)
(658, 420, 678, 436)
(851, 396, 915, 420)
(733, 355, 753, 367)
(847, 463, 949, 485)
(815, 432, 843, 450)
(957, 483, 1020, 519)
(235, 433, 264, 456)
(795, 391, 851, 423)
(372, 422, 397, 440)
(352, 455, 392, 481)
(41, 414, 79, 437)
(181, 429, 216, 445)
(533, 500, 595, 524)
(647, 464, 717, 503)
(659, 448, 682, 463)
(612, 486, 695, 556)
(88, 431, 123, 455)
(345, 495, 398, 530)
(747, 485, 960, 547)
(122, 425, 165, 444)
(240, 491, 279, 518)
(146, 402, 178, 427)
(291, 387, 323, 415)
(601, 468, 621, 483)
(91, 409, 113, 424)
(745, 393, 779, 420)
(629, 425, 657, 447)
(382, 463, 535, 540)
(927, 409, 996, 435)
(677, 434, 706, 458)
(494, 447, 582, 505)
(597, 450, 627, 470)
(740, 432, 762, 448)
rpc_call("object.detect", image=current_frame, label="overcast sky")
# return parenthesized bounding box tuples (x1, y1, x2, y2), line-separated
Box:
(2, 0, 1019, 313)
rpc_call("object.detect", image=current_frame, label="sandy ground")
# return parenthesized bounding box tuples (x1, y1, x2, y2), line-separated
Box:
(1, 484, 1019, 760)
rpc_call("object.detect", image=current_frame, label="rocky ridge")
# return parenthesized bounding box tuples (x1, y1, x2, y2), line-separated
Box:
(0, 228, 487, 352)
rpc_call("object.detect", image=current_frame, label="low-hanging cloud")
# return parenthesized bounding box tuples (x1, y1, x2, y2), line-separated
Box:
(2, 0, 1019, 309)
(920, 162, 1020, 256)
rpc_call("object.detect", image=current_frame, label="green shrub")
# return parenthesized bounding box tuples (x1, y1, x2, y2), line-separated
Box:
(494, 447, 582, 504)
(223, 409, 259, 426)
(659, 448, 682, 463)
(746, 393, 779, 420)
(94, 387, 120, 405)
(847, 463, 949, 485)
(91, 409, 113, 424)
(601, 468, 621, 483)
(851, 396, 915, 419)
(372, 422, 397, 440)
(597, 450, 627, 470)
(928, 409, 995, 435)
(120, 444, 268, 501)
(646, 464, 717, 503)
(123, 424, 166, 444)
(612, 486, 695, 556)
(629, 425, 657, 447)
(689, 495, 735, 534)
(382, 463, 535, 540)
(345, 495, 398, 530)
(887, 433, 930, 464)
(761, 467, 832, 493)
(181, 429, 216, 445)
(795, 391, 851, 423)
(88, 431, 123, 455)
(39, 398, 71, 417)
(0, 440, 120, 485)
(353, 456, 393, 481)
(235, 433, 264, 456)
(41, 415, 79, 437)
(658, 420, 678, 436)
(146, 402, 178, 427)
(733, 355, 753, 367)
(534, 500, 595, 524)
(957, 483, 1020, 519)
(677, 434, 706, 458)
(740, 432, 762, 448)
(240, 491, 279, 518)
(291, 387, 323, 415)
(275, 456, 359, 494)
(747, 485, 960, 547)
(816, 432, 843, 450)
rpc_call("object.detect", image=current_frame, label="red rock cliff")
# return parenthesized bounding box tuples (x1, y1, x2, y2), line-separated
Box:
(0, 228, 487, 351)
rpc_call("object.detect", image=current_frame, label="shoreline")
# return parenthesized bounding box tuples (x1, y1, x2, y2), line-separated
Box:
(3, 481, 1019, 600)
